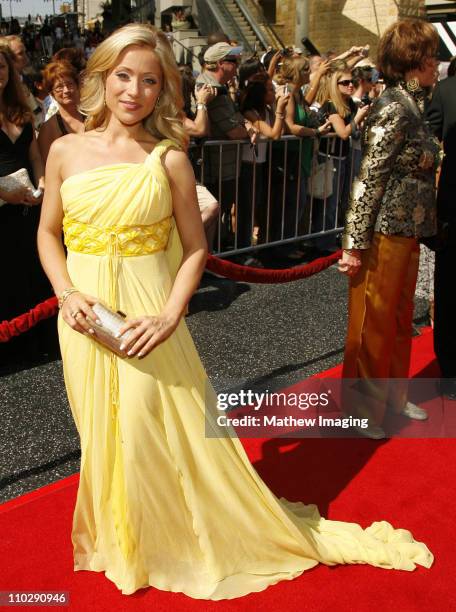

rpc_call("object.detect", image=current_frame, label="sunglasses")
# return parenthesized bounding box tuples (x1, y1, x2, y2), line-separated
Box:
(337, 79, 354, 86)
(222, 58, 239, 64)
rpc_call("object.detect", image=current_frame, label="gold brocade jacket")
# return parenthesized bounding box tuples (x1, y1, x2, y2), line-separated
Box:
(342, 82, 441, 250)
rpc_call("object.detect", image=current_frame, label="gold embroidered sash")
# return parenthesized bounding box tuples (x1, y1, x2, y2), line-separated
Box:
(63, 216, 172, 259)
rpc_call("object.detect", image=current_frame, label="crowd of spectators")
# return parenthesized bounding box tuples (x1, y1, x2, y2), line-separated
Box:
(1, 15, 105, 64)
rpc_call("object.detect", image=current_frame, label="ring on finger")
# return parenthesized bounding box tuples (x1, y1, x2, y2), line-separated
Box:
(71, 310, 80, 319)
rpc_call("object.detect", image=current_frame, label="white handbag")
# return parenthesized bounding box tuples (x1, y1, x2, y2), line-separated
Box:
(0, 168, 36, 206)
(310, 156, 335, 199)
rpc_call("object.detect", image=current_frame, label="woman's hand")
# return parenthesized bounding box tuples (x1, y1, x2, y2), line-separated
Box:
(318, 120, 332, 135)
(315, 59, 330, 77)
(355, 105, 369, 125)
(269, 50, 281, 68)
(61, 291, 99, 335)
(118, 313, 180, 358)
(275, 90, 290, 112)
(3, 186, 33, 205)
(24, 189, 43, 206)
(196, 83, 216, 105)
(244, 121, 259, 144)
(338, 249, 362, 277)
(348, 46, 365, 57)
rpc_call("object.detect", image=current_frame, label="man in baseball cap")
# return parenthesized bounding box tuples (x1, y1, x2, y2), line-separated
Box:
(203, 42, 243, 65)
(195, 42, 258, 248)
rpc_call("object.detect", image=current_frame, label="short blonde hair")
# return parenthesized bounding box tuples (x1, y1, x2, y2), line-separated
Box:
(80, 24, 188, 149)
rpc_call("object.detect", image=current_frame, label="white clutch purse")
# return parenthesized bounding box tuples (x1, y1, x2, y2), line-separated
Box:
(0, 168, 36, 206)
(87, 302, 134, 358)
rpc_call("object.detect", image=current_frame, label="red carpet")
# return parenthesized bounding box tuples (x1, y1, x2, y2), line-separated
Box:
(0, 328, 454, 611)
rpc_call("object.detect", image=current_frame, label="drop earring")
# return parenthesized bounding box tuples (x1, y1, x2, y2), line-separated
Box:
(406, 77, 420, 93)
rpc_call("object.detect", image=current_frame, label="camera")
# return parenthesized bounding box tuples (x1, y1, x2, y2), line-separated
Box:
(300, 37, 320, 56)
(361, 93, 372, 106)
(196, 83, 228, 96)
(316, 107, 329, 125)
(280, 48, 292, 58)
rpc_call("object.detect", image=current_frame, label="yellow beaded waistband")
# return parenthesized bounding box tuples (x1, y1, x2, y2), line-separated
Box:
(63, 216, 172, 256)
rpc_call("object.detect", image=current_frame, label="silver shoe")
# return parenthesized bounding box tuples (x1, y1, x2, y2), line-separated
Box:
(400, 402, 428, 421)
(354, 424, 386, 440)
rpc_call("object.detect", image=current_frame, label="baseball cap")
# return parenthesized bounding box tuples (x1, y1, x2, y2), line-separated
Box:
(204, 42, 243, 63)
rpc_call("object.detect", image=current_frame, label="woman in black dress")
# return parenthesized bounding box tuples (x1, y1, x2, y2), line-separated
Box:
(0, 44, 48, 369)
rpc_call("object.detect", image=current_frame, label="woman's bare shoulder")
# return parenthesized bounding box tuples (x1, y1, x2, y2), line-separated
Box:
(162, 146, 191, 176)
(48, 131, 88, 156)
(48, 131, 103, 172)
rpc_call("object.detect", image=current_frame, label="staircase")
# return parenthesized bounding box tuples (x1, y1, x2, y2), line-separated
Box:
(202, 0, 263, 54)
(165, 0, 285, 68)
(204, 0, 284, 54)
(224, 0, 259, 51)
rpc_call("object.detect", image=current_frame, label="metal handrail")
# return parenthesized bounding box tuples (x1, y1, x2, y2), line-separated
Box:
(208, 0, 255, 53)
(235, 0, 269, 50)
(245, 0, 286, 49)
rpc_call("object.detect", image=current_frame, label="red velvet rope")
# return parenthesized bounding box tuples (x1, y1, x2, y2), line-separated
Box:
(205, 250, 341, 284)
(0, 297, 58, 343)
(0, 250, 341, 343)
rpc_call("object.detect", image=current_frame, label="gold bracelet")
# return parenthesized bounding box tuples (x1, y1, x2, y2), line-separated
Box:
(58, 287, 79, 309)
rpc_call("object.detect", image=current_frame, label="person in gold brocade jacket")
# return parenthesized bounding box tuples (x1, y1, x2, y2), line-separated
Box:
(338, 18, 441, 439)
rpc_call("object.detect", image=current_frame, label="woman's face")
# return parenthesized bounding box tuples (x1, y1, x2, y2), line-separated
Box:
(52, 76, 79, 107)
(418, 55, 440, 88)
(0, 53, 9, 96)
(9, 39, 28, 72)
(337, 72, 354, 98)
(105, 45, 163, 126)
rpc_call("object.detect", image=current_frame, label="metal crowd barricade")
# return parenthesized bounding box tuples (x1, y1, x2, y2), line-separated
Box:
(189, 134, 357, 256)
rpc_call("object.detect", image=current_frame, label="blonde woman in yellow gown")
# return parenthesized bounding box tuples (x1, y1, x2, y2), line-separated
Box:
(37, 24, 433, 599)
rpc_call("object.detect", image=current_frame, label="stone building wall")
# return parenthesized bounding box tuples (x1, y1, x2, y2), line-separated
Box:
(275, 0, 425, 57)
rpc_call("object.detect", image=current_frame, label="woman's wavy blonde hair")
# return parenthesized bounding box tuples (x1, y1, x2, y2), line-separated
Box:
(328, 66, 352, 118)
(79, 24, 188, 149)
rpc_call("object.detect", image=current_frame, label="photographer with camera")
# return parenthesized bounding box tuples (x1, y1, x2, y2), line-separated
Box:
(195, 42, 258, 248)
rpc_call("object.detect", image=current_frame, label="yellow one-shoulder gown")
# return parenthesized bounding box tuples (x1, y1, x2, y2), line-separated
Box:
(58, 140, 433, 599)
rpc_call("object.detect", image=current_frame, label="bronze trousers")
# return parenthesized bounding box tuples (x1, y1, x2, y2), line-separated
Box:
(342, 232, 420, 426)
